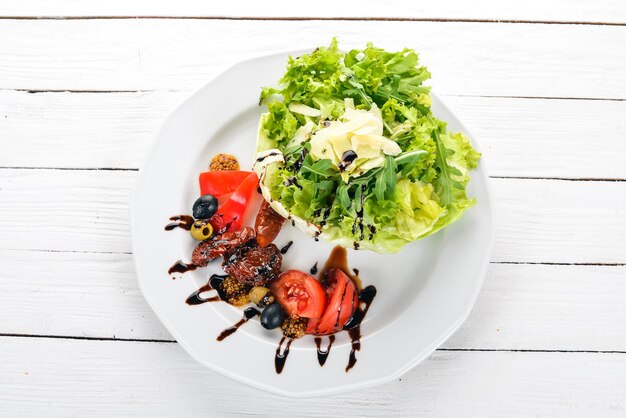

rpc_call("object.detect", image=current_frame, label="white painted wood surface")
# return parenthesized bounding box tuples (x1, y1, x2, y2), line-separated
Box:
(2, 338, 626, 417)
(1, 20, 625, 100)
(3, 0, 626, 23)
(2, 170, 624, 262)
(3, 91, 626, 179)
(1, 2, 625, 416)
(2, 250, 625, 352)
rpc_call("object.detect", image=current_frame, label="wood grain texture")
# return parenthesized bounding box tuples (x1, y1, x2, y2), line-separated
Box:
(1, 337, 625, 417)
(0, 90, 188, 169)
(0, 20, 624, 99)
(3, 90, 626, 179)
(1, 249, 625, 352)
(2, 0, 625, 23)
(445, 264, 626, 351)
(0, 250, 169, 341)
(0, 8, 624, 414)
(1, 170, 624, 262)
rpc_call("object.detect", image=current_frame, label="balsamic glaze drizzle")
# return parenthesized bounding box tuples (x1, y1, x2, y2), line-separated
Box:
(292, 148, 309, 172)
(316, 245, 376, 371)
(344, 286, 377, 372)
(280, 241, 294, 254)
(314, 335, 336, 366)
(283, 177, 303, 190)
(351, 183, 367, 248)
(167, 214, 378, 375)
(185, 274, 228, 305)
(217, 307, 261, 341)
(367, 224, 376, 241)
(275, 336, 294, 374)
(168, 260, 198, 277)
(337, 150, 358, 172)
(256, 151, 280, 163)
(165, 215, 194, 231)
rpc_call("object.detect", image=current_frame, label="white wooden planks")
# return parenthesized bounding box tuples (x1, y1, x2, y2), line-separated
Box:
(0, 6, 625, 415)
(1, 169, 623, 262)
(1, 337, 625, 417)
(0, 250, 170, 341)
(1, 249, 625, 352)
(0, 20, 624, 99)
(2, 90, 626, 179)
(445, 264, 626, 351)
(2, 0, 625, 23)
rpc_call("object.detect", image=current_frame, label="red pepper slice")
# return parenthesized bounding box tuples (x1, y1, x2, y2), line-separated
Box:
(209, 172, 259, 234)
(199, 170, 252, 197)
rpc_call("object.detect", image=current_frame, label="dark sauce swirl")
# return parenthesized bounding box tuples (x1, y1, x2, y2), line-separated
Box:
(343, 285, 377, 371)
(165, 215, 194, 231)
(314, 335, 336, 366)
(275, 336, 294, 374)
(217, 307, 261, 341)
(185, 274, 228, 305)
(168, 260, 197, 277)
(280, 240, 294, 254)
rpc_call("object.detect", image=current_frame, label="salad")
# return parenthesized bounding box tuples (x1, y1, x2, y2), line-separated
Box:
(164, 40, 480, 374)
(256, 39, 480, 253)
(166, 153, 374, 373)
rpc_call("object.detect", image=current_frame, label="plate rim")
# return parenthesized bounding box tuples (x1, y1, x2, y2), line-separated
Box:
(131, 49, 495, 397)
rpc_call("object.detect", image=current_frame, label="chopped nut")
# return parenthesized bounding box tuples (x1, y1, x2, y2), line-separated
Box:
(281, 316, 308, 339)
(210, 153, 239, 171)
(220, 275, 251, 306)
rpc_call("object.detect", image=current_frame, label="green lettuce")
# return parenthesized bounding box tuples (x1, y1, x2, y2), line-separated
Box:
(258, 39, 480, 253)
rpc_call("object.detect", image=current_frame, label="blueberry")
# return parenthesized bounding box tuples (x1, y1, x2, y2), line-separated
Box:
(193, 194, 218, 219)
(260, 303, 286, 330)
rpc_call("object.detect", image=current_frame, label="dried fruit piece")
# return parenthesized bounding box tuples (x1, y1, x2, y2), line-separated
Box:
(191, 227, 255, 267)
(222, 243, 282, 286)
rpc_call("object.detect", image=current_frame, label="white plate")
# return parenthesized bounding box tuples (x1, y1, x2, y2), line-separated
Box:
(132, 50, 494, 397)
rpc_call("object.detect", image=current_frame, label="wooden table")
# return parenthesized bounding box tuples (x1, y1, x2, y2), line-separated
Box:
(1, 1, 625, 416)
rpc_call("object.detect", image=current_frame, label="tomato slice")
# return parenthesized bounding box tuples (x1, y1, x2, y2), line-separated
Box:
(199, 171, 252, 197)
(271, 270, 327, 319)
(306, 268, 359, 335)
(209, 172, 258, 234)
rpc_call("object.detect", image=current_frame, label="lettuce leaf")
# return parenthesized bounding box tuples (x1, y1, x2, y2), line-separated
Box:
(258, 39, 480, 253)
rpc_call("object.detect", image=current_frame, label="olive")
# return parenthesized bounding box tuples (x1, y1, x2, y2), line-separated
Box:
(193, 194, 218, 220)
(249, 286, 274, 307)
(249, 286, 268, 305)
(260, 303, 286, 330)
(190, 220, 213, 241)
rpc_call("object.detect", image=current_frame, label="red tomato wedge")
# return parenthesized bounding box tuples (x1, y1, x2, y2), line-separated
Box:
(209, 172, 258, 234)
(199, 170, 252, 197)
(271, 270, 327, 319)
(306, 268, 359, 335)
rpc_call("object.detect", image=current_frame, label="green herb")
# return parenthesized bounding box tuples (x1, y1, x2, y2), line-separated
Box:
(433, 130, 463, 206)
(257, 39, 480, 253)
(374, 155, 397, 200)
(300, 157, 337, 178)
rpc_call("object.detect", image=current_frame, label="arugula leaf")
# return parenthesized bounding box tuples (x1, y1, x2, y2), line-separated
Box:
(337, 183, 351, 210)
(354, 183, 363, 213)
(394, 149, 427, 165)
(374, 155, 397, 200)
(433, 130, 457, 205)
(300, 158, 337, 178)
